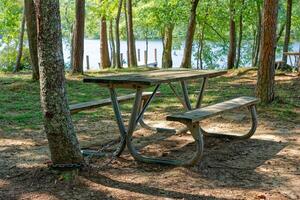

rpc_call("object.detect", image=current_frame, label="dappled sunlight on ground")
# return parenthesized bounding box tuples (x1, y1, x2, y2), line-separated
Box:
(1, 69, 299, 199)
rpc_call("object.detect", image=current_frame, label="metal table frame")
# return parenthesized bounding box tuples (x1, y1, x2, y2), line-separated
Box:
(84, 70, 257, 166)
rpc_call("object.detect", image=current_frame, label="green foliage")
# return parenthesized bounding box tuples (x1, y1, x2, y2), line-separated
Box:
(0, 45, 31, 71)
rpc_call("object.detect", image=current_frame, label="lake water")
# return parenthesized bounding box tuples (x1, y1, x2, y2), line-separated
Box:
(63, 39, 300, 71)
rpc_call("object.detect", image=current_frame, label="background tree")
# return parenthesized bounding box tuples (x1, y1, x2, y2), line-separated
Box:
(114, 0, 123, 68)
(256, 0, 279, 103)
(126, 0, 137, 67)
(24, 0, 39, 80)
(100, 14, 111, 69)
(180, 0, 200, 68)
(235, 0, 245, 68)
(227, 0, 236, 69)
(71, 0, 85, 74)
(35, 0, 83, 165)
(13, 7, 25, 73)
(282, 0, 293, 68)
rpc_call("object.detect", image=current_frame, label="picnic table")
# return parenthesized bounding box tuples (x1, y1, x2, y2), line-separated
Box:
(80, 69, 258, 166)
(283, 52, 300, 71)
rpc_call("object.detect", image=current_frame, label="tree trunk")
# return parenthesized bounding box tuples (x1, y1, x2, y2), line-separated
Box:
(252, 2, 262, 68)
(256, 0, 279, 104)
(126, 0, 137, 67)
(13, 7, 25, 73)
(34, 0, 83, 164)
(109, 19, 116, 68)
(71, 0, 85, 74)
(162, 24, 174, 68)
(24, 0, 39, 80)
(227, 0, 236, 69)
(180, 0, 200, 68)
(282, 0, 292, 67)
(100, 16, 111, 69)
(235, 0, 244, 68)
(115, 0, 123, 68)
(145, 32, 148, 66)
(124, 0, 130, 66)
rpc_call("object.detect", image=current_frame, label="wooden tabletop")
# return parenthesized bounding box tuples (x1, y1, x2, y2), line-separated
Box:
(83, 69, 227, 88)
(283, 52, 300, 56)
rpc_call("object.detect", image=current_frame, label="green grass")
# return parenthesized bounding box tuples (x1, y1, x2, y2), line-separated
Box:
(0, 68, 299, 132)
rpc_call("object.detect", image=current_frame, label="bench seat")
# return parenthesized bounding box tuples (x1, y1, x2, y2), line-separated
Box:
(167, 96, 259, 124)
(70, 92, 157, 114)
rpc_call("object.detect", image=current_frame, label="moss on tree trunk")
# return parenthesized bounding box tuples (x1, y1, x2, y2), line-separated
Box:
(35, 0, 83, 165)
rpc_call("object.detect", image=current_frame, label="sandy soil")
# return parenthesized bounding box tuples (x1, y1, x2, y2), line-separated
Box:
(0, 73, 299, 200)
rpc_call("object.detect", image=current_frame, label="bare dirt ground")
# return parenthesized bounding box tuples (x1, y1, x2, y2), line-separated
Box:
(0, 72, 299, 200)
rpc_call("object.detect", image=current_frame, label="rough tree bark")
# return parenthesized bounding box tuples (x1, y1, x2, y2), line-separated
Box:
(100, 16, 111, 69)
(13, 7, 25, 73)
(227, 0, 236, 69)
(24, 0, 39, 80)
(282, 0, 293, 67)
(126, 0, 137, 67)
(256, 0, 279, 103)
(162, 24, 174, 68)
(235, 0, 245, 68)
(34, 0, 83, 164)
(115, 0, 123, 68)
(180, 0, 200, 68)
(71, 0, 85, 74)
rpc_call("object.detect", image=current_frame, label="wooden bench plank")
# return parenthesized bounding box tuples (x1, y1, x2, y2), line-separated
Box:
(166, 96, 259, 124)
(70, 92, 155, 114)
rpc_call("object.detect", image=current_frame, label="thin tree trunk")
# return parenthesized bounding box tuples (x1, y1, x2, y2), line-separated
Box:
(227, 0, 236, 69)
(145, 32, 148, 67)
(256, 0, 279, 103)
(34, 0, 83, 165)
(198, 7, 208, 70)
(24, 0, 39, 80)
(109, 19, 116, 68)
(71, 0, 85, 74)
(115, 0, 123, 68)
(282, 0, 292, 67)
(252, 1, 262, 68)
(124, 0, 129, 66)
(276, 22, 286, 43)
(100, 16, 111, 69)
(180, 0, 200, 68)
(126, 0, 137, 67)
(13, 7, 25, 73)
(162, 24, 174, 68)
(235, 0, 244, 68)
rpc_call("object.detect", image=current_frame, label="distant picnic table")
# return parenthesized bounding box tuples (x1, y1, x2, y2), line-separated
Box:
(75, 69, 258, 166)
(283, 52, 300, 71)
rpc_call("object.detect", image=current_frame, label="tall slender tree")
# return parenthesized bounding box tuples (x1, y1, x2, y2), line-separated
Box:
(13, 7, 25, 73)
(34, 0, 83, 165)
(162, 24, 174, 68)
(180, 0, 200, 68)
(282, 0, 293, 68)
(71, 0, 85, 74)
(115, 0, 123, 68)
(227, 0, 236, 69)
(252, 1, 262, 68)
(100, 15, 111, 69)
(109, 19, 116, 67)
(256, 0, 279, 103)
(126, 0, 137, 67)
(235, 0, 245, 68)
(24, 0, 39, 80)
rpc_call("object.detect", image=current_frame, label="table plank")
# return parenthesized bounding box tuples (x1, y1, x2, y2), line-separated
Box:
(84, 70, 227, 87)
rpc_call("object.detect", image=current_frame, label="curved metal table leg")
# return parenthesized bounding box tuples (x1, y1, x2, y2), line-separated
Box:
(81, 87, 127, 158)
(201, 105, 258, 139)
(126, 88, 204, 166)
